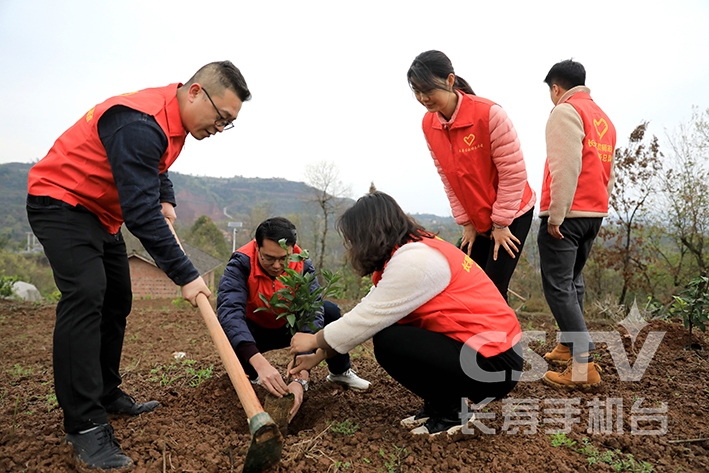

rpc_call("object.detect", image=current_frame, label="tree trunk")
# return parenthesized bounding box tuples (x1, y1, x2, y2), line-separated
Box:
(318, 202, 328, 272)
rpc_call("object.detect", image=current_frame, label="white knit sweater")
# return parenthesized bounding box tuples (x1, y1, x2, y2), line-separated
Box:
(323, 242, 452, 354)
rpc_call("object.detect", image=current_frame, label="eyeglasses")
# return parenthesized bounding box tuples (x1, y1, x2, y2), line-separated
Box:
(258, 249, 290, 265)
(202, 87, 235, 131)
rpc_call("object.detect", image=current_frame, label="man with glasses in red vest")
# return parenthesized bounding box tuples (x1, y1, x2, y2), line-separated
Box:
(537, 59, 616, 390)
(26, 61, 250, 470)
(217, 217, 371, 423)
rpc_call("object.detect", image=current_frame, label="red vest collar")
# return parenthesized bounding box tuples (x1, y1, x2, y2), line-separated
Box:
(430, 91, 477, 130)
(164, 83, 187, 138)
(237, 240, 304, 279)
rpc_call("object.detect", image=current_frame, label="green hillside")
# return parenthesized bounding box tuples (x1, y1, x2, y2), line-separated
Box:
(0, 163, 33, 245)
(0, 162, 338, 244)
(0, 162, 456, 251)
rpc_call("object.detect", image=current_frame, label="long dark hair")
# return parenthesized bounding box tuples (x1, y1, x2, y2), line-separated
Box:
(407, 50, 475, 95)
(337, 192, 430, 276)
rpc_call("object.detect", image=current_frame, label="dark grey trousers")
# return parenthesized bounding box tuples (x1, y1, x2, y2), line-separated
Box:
(537, 217, 602, 361)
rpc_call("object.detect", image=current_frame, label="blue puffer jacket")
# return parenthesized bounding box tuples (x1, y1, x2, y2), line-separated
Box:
(216, 240, 323, 357)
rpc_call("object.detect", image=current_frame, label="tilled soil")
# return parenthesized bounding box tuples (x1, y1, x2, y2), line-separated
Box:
(1, 298, 708, 472)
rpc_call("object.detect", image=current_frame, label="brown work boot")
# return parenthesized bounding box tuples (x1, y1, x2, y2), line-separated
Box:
(542, 360, 602, 390)
(543, 343, 572, 365)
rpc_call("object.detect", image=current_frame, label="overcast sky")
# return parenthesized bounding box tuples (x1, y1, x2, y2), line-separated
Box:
(1, 0, 708, 217)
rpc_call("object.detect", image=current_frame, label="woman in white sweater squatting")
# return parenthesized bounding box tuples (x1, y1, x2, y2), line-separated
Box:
(290, 191, 524, 436)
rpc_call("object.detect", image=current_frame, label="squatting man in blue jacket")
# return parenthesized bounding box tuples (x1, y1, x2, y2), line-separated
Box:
(216, 217, 370, 421)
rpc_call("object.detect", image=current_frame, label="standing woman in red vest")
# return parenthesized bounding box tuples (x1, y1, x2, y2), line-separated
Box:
(407, 50, 535, 301)
(289, 192, 523, 436)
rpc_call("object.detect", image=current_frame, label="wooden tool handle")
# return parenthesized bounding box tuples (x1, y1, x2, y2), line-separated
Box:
(196, 293, 264, 419)
(166, 219, 264, 419)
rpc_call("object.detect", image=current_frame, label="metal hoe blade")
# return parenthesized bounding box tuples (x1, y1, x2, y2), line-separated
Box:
(243, 412, 284, 473)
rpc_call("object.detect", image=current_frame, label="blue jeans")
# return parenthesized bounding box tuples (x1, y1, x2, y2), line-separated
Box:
(537, 217, 602, 362)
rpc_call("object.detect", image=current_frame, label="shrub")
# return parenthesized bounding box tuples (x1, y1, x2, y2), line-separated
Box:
(669, 275, 709, 339)
(0, 276, 19, 298)
(256, 239, 342, 335)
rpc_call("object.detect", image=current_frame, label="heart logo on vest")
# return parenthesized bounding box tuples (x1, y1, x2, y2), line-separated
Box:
(593, 118, 609, 140)
(463, 134, 476, 147)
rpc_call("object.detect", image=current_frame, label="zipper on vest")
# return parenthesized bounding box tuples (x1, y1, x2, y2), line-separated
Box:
(443, 125, 453, 152)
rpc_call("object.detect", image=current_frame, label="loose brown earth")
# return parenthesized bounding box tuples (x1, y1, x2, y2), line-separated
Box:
(1, 298, 708, 473)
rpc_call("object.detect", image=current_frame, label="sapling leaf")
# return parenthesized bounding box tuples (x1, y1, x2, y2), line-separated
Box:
(257, 239, 343, 342)
(257, 293, 270, 307)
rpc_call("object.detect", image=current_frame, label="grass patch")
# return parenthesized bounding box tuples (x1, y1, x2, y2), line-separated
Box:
(549, 432, 577, 448)
(149, 358, 213, 387)
(379, 446, 408, 473)
(550, 435, 654, 472)
(328, 419, 359, 436)
(8, 364, 33, 377)
(46, 392, 58, 412)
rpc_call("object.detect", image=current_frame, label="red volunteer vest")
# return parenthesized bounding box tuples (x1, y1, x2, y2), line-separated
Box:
(238, 240, 306, 329)
(27, 84, 187, 234)
(372, 236, 521, 357)
(540, 91, 616, 213)
(423, 93, 534, 232)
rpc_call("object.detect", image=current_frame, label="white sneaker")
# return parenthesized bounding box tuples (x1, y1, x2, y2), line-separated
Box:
(326, 369, 371, 391)
(400, 407, 430, 428)
(250, 377, 260, 386)
(410, 413, 476, 437)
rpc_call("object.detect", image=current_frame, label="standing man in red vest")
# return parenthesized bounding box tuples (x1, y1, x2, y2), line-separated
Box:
(26, 61, 250, 470)
(537, 60, 615, 389)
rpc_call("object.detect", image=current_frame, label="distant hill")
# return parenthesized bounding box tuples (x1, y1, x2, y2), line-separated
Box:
(166, 172, 337, 223)
(0, 162, 456, 248)
(409, 213, 454, 224)
(0, 162, 345, 245)
(0, 163, 33, 245)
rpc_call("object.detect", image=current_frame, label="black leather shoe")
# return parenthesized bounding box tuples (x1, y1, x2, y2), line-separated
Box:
(66, 423, 133, 471)
(104, 391, 159, 416)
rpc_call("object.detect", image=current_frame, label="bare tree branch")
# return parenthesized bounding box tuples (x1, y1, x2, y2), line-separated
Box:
(303, 161, 351, 271)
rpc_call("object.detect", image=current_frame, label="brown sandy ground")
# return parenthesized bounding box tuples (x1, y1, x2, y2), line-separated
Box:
(1, 298, 708, 472)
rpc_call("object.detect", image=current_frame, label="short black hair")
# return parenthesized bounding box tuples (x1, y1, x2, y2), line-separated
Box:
(544, 59, 586, 91)
(186, 60, 251, 102)
(255, 217, 297, 247)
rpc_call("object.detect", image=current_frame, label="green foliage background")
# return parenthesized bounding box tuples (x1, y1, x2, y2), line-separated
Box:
(184, 216, 231, 261)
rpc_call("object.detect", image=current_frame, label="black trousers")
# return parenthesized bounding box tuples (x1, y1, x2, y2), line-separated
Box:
(373, 324, 523, 416)
(463, 208, 534, 301)
(239, 300, 351, 379)
(27, 196, 132, 433)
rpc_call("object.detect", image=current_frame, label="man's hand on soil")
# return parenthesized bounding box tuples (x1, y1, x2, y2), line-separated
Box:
(288, 381, 305, 423)
(254, 361, 290, 397)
